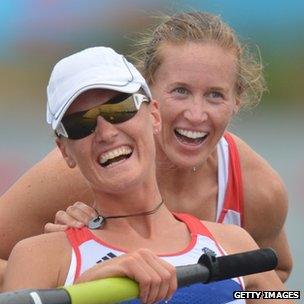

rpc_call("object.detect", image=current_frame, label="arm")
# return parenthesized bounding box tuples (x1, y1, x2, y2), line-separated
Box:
(232, 134, 292, 282)
(4, 239, 177, 304)
(0, 258, 7, 292)
(2, 232, 70, 291)
(0, 147, 93, 259)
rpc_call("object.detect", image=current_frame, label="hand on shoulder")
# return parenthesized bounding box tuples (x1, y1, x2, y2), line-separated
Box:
(44, 201, 97, 233)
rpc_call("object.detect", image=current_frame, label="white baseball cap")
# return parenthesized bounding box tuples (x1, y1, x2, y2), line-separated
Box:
(46, 46, 152, 131)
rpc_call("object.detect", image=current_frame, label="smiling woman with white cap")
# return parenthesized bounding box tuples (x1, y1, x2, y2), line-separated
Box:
(2, 46, 292, 304)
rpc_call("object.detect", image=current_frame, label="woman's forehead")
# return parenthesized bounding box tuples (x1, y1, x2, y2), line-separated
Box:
(160, 42, 235, 67)
(155, 42, 237, 87)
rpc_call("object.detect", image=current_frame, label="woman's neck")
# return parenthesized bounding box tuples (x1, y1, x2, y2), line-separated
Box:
(93, 177, 162, 212)
(92, 190, 178, 240)
(155, 148, 218, 188)
(154, 146, 219, 217)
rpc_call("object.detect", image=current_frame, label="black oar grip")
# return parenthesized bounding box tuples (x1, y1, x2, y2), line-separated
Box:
(176, 248, 277, 287)
(176, 264, 210, 288)
(208, 248, 278, 282)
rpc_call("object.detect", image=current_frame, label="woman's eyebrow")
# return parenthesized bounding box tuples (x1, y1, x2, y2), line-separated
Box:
(207, 86, 229, 93)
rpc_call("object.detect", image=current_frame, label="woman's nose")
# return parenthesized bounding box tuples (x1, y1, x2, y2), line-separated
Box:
(183, 99, 208, 124)
(93, 116, 118, 143)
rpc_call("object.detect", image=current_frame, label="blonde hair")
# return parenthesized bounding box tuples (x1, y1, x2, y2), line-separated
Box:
(132, 12, 267, 109)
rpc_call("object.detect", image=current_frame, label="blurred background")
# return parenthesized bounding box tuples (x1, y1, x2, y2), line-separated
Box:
(0, 0, 303, 297)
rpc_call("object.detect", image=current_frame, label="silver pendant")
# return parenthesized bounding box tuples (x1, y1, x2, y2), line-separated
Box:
(88, 215, 105, 229)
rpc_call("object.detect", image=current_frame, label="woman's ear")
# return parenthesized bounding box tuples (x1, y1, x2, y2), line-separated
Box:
(233, 96, 241, 115)
(150, 99, 162, 135)
(55, 138, 76, 168)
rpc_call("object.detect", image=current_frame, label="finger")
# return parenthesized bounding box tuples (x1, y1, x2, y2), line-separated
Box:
(133, 249, 172, 304)
(73, 201, 98, 218)
(158, 258, 177, 300)
(54, 210, 84, 227)
(105, 254, 152, 304)
(141, 252, 175, 303)
(44, 223, 68, 233)
(126, 255, 157, 304)
(65, 204, 95, 224)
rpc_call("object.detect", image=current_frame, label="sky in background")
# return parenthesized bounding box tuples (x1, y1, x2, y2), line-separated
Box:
(1, 0, 303, 58)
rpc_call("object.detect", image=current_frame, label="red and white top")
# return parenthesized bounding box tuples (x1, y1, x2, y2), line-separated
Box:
(216, 133, 244, 226)
(64, 213, 245, 303)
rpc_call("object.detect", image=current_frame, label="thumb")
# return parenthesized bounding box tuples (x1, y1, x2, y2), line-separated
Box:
(44, 223, 68, 234)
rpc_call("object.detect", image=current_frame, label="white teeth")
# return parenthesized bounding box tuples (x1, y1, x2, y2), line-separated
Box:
(99, 146, 132, 164)
(175, 128, 207, 139)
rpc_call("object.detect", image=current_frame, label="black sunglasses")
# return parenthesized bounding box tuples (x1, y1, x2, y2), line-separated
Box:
(56, 93, 150, 140)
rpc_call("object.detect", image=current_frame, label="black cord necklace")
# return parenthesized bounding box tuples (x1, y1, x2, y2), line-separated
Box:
(88, 199, 164, 229)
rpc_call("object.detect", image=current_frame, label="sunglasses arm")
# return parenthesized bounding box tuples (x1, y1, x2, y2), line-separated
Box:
(133, 94, 149, 110)
(55, 122, 69, 138)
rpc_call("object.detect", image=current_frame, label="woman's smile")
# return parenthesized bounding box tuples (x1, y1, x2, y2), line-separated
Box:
(174, 128, 209, 146)
(98, 145, 133, 168)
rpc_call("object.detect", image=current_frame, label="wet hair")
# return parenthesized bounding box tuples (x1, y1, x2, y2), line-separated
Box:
(132, 12, 267, 109)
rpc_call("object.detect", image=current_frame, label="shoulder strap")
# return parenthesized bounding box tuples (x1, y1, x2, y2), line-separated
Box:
(218, 132, 244, 225)
(65, 227, 93, 281)
(65, 227, 93, 246)
(173, 212, 215, 240)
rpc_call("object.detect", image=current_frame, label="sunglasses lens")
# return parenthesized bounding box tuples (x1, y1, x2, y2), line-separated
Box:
(62, 114, 97, 140)
(100, 111, 137, 124)
(62, 94, 140, 140)
(96, 95, 137, 124)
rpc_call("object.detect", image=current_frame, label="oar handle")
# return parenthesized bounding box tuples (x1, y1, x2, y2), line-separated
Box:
(176, 248, 277, 287)
(0, 288, 70, 304)
(0, 248, 277, 304)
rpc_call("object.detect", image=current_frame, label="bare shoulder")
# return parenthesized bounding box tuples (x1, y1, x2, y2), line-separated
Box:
(229, 133, 288, 238)
(0, 147, 92, 258)
(229, 132, 288, 205)
(3, 231, 71, 290)
(203, 221, 259, 254)
(11, 231, 70, 256)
